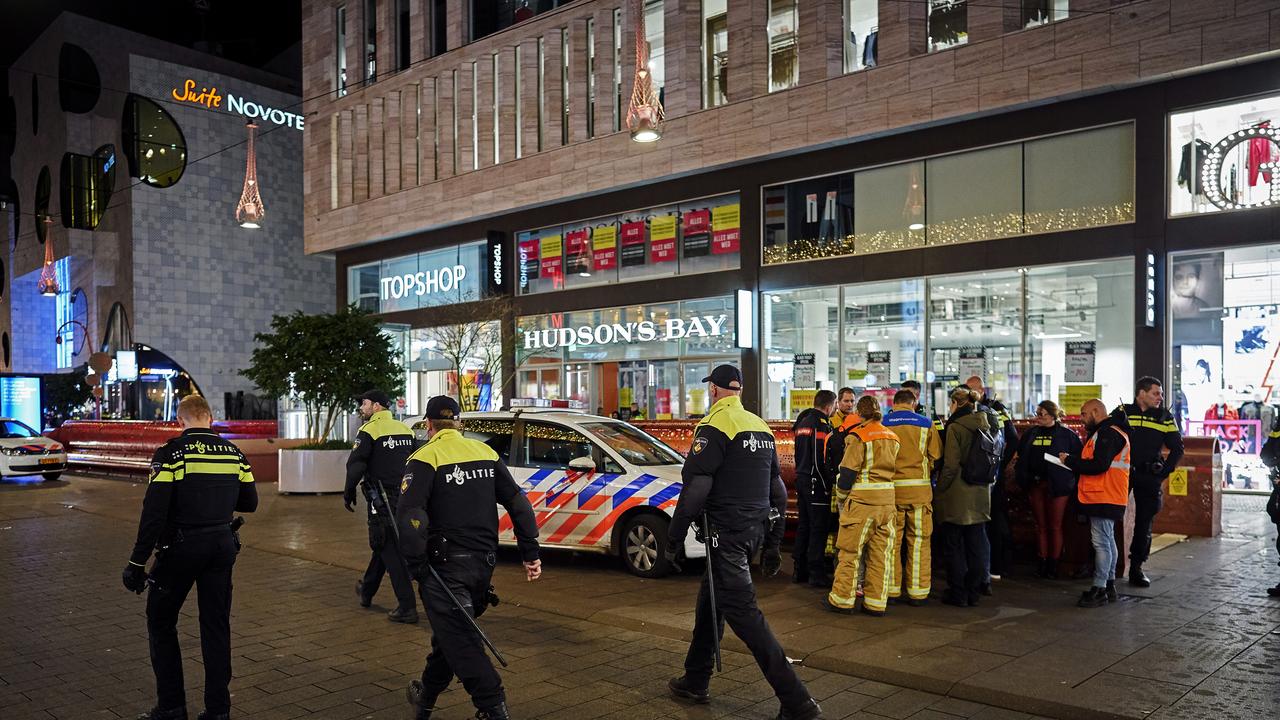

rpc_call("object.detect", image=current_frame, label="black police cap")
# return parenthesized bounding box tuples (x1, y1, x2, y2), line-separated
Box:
(424, 395, 462, 420)
(356, 389, 392, 408)
(702, 364, 744, 391)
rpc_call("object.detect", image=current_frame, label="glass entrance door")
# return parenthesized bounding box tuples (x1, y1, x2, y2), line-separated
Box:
(683, 361, 712, 418)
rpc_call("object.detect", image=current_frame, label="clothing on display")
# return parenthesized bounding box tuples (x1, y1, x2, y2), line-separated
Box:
(862, 29, 878, 68)
(1177, 139, 1213, 196)
(1248, 121, 1275, 187)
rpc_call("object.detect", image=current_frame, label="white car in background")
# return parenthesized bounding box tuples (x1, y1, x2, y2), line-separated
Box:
(413, 409, 701, 577)
(0, 418, 68, 482)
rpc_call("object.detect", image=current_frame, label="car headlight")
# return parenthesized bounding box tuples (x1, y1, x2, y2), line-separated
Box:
(0, 447, 17, 456)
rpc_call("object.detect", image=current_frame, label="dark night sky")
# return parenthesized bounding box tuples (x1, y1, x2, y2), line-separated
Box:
(0, 0, 302, 196)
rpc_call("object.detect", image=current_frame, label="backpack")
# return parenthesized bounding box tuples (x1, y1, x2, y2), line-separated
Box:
(823, 421, 856, 490)
(962, 409, 1004, 486)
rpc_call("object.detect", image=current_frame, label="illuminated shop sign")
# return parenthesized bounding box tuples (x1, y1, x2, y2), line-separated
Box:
(381, 265, 467, 300)
(171, 79, 305, 131)
(350, 238, 505, 314)
(521, 314, 728, 350)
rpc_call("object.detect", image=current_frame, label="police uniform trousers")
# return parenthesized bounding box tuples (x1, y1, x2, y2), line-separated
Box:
(888, 503, 933, 600)
(362, 488, 416, 611)
(829, 500, 896, 612)
(684, 524, 810, 709)
(146, 528, 238, 714)
(792, 475, 832, 580)
(416, 553, 503, 711)
(1129, 473, 1164, 567)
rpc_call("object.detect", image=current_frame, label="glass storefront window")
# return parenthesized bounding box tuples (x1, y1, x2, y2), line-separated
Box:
(1169, 92, 1280, 217)
(767, 0, 799, 92)
(928, 0, 967, 53)
(702, 0, 728, 108)
(346, 239, 495, 313)
(1021, 0, 1067, 29)
(763, 125, 1135, 265)
(1171, 245, 1280, 494)
(762, 259, 1134, 421)
(843, 0, 878, 73)
(518, 193, 740, 295)
(385, 321, 504, 416)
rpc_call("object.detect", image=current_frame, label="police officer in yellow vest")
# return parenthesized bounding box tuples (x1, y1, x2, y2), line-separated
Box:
(883, 389, 942, 605)
(399, 395, 541, 720)
(665, 365, 822, 720)
(344, 389, 419, 623)
(826, 396, 901, 617)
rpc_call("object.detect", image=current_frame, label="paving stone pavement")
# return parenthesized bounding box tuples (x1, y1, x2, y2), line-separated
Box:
(0, 478, 1054, 720)
(3, 476, 1280, 719)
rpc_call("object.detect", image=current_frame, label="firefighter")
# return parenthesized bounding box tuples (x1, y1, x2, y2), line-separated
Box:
(664, 364, 822, 720)
(398, 395, 542, 720)
(883, 389, 942, 605)
(122, 394, 258, 720)
(825, 395, 901, 617)
(344, 389, 419, 623)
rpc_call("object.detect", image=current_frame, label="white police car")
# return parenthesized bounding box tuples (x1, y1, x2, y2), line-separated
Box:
(413, 409, 702, 577)
(0, 418, 67, 482)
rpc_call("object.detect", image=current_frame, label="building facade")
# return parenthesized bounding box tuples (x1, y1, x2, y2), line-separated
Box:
(3, 13, 334, 420)
(304, 0, 1280, 485)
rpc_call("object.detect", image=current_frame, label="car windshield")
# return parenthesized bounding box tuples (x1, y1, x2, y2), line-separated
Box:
(0, 420, 39, 439)
(580, 422, 684, 466)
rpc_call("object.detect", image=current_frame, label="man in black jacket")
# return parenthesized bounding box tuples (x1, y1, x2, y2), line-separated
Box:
(1122, 377, 1184, 587)
(791, 390, 836, 586)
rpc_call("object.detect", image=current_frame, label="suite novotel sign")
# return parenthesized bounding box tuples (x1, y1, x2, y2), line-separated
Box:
(170, 79, 306, 131)
(521, 315, 728, 350)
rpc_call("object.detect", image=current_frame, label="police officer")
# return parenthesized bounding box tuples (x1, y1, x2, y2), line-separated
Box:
(664, 365, 822, 720)
(344, 389, 419, 623)
(399, 396, 541, 720)
(1122, 376, 1184, 587)
(122, 395, 258, 720)
(791, 389, 836, 586)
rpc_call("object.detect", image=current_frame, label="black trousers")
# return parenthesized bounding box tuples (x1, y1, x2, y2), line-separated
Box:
(1129, 474, 1164, 567)
(684, 525, 810, 710)
(362, 518, 417, 611)
(792, 475, 832, 580)
(146, 530, 238, 713)
(987, 483, 1011, 576)
(938, 522, 989, 603)
(416, 554, 503, 711)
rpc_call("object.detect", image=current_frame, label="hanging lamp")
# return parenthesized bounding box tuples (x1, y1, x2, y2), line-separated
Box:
(37, 217, 60, 296)
(626, 0, 664, 143)
(235, 121, 266, 228)
(904, 166, 925, 230)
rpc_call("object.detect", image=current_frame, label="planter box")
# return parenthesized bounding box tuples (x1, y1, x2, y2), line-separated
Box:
(278, 448, 348, 493)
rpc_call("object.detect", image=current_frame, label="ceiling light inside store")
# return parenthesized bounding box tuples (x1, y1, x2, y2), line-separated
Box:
(908, 222, 924, 230)
(1035, 332, 1083, 339)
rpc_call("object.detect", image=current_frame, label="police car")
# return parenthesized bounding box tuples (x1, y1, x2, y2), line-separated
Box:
(0, 418, 67, 481)
(412, 409, 702, 578)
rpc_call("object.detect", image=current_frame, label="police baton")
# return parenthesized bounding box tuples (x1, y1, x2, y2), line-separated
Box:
(698, 511, 723, 673)
(366, 480, 509, 668)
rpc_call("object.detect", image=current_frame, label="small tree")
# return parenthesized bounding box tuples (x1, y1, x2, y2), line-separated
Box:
(242, 305, 404, 440)
(43, 365, 94, 427)
(415, 297, 514, 411)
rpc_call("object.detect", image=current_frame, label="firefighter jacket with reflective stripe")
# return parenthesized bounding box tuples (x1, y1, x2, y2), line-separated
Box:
(1121, 403, 1184, 477)
(346, 410, 417, 495)
(130, 428, 258, 565)
(792, 407, 832, 481)
(397, 428, 540, 562)
(882, 405, 941, 504)
(671, 395, 787, 544)
(1069, 420, 1130, 521)
(836, 419, 900, 506)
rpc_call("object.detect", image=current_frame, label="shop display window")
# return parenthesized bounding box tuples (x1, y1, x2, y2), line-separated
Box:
(645, 0, 665, 102)
(1171, 245, 1280, 494)
(1169, 92, 1280, 217)
(927, 0, 967, 53)
(843, 0, 878, 73)
(762, 259, 1134, 421)
(517, 193, 740, 295)
(763, 124, 1134, 265)
(1020, 0, 1067, 29)
(768, 0, 799, 92)
(346, 240, 489, 313)
(386, 321, 504, 416)
(702, 0, 728, 108)
(471, 0, 578, 42)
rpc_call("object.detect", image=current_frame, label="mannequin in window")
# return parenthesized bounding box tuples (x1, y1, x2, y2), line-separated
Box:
(514, 0, 534, 22)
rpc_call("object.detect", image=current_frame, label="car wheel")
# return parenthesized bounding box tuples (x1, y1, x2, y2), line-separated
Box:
(621, 513, 671, 579)
(43, 472, 61, 482)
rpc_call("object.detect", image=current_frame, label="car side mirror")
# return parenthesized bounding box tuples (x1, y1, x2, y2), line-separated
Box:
(569, 456, 596, 471)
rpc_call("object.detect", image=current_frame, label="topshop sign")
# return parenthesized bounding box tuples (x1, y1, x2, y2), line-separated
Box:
(522, 315, 729, 350)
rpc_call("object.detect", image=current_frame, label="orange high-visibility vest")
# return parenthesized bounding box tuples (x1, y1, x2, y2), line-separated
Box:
(1078, 426, 1130, 507)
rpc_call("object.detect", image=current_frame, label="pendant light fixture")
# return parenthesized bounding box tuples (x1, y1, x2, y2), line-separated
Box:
(235, 121, 266, 228)
(626, 0, 664, 143)
(36, 217, 60, 296)
(904, 165, 925, 230)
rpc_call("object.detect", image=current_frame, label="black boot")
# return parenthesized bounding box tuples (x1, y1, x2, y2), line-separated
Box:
(136, 708, 188, 720)
(196, 713, 228, 720)
(1077, 587, 1108, 608)
(1045, 558, 1059, 579)
(388, 606, 419, 623)
(1267, 584, 1280, 597)
(1129, 565, 1151, 588)
(1033, 558, 1047, 578)
(1105, 580, 1118, 603)
(356, 580, 371, 608)
(407, 681, 438, 720)
(476, 703, 510, 720)
(775, 698, 822, 720)
(668, 675, 711, 704)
